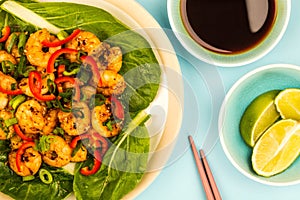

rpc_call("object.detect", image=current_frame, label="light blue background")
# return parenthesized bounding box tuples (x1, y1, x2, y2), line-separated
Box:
(135, 0, 300, 200)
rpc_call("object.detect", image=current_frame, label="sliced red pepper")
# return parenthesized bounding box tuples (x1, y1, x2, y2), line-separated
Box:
(0, 26, 10, 43)
(16, 142, 35, 172)
(69, 133, 91, 148)
(47, 48, 78, 73)
(80, 55, 101, 86)
(55, 76, 80, 101)
(0, 85, 23, 95)
(111, 96, 124, 120)
(57, 64, 65, 77)
(54, 76, 75, 85)
(80, 150, 101, 176)
(13, 124, 33, 142)
(91, 132, 109, 155)
(42, 29, 81, 47)
(29, 71, 56, 101)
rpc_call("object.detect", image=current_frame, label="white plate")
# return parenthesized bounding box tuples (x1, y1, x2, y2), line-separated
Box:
(0, 0, 183, 199)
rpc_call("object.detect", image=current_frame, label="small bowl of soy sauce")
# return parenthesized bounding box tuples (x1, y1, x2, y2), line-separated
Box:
(167, 0, 291, 67)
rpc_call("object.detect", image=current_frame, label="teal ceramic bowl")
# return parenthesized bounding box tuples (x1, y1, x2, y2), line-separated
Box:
(219, 64, 300, 186)
(168, 0, 291, 67)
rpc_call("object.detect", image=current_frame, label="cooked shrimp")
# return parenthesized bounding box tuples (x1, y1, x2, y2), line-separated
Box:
(65, 31, 101, 62)
(25, 29, 61, 69)
(0, 71, 17, 91)
(10, 134, 23, 150)
(0, 92, 8, 110)
(18, 73, 55, 97)
(0, 50, 17, 65)
(0, 110, 14, 140)
(71, 146, 87, 162)
(92, 43, 122, 72)
(42, 135, 72, 167)
(42, 109, 59, 135)
(97, 70, 126, 96)
(91, 100, 122, 137)
(8, 147, 42, 176)
(15, 100, 46, 134)
(5, 32, 21, 59)
(57, 102, 90, 136)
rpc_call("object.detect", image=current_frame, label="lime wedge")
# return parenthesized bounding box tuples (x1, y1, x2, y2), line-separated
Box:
(275, 88, 300, 120)
(240, 90, 280, 147)
(252, 119, 300, 177)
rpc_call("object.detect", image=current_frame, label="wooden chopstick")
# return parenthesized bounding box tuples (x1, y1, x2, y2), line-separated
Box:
(188, 135, 222, 200)
(200, 149, 222, 200)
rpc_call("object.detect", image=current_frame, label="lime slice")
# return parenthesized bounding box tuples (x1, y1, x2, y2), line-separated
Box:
(252, 119, 300, 177)
(239, 90, 280, 147)
(275, 88, 300, 120)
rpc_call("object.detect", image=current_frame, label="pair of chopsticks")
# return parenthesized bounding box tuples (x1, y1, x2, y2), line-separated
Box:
(188, 135, 222, 200)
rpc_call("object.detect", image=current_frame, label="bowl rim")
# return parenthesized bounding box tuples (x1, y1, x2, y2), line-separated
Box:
(167, 0, 291, 67)
(219, 63, 300, 186)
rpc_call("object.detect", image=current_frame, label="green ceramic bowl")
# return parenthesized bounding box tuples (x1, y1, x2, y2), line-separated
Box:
(219, 64, 300, 185)
(167, 0, 291, 67)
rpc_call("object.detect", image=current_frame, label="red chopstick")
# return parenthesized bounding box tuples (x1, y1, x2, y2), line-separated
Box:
(188, 135, 222, 200)
(200, 149, 222, 200)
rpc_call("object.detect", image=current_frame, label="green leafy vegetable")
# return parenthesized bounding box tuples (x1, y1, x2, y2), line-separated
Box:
(0, 1, 161, 199)
(0, 141, 73, 200)
(74, 111, 150, 200)
(1, 1, 161, 113)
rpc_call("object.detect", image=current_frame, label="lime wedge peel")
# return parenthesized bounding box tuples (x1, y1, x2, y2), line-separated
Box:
(239, 90, 281, 147)
(252, 119, 300, 177)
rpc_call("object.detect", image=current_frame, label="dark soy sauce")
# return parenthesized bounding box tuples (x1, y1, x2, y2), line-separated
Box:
(180, 0, 277, 54)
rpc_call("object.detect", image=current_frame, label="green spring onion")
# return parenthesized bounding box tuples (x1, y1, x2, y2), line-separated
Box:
(57, 30, 68, 40)
(56, 99, 71, 112)
(9, 95, 26, 110)
(7, 33, 17, 54)
(17, 32, 26, 54)
(22, 66, 36, 77)
(47, 79, 56, 94)
(4, 118, 18, 127)
(39, 169, 53, 184)
(22, 175, 35, 182)
(71, 140, 82, 157)
(63, 68, 79, 76)
(105, 120, 113, 131)
(53, 127, 64, 135)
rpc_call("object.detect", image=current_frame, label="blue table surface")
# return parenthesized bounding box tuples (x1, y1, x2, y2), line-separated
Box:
(134, 0, 300, 200)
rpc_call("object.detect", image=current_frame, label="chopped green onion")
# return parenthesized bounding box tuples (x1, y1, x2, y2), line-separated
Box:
(46, 101, 52, 109)
(9, 95, 26, 110)
(59, 88, 72, 98)
(56, 99, 71, 112)
(22, 175, 35, 182)
(10, 83, 16, 90)
(63, 68, 79, 76)
(16, 55, 26, 77)
(105, 120, 113, 131)
(36, 135, 54, 152)
(22, 66, 35, 77)
(39, 169, 53, 184)
(7, 33, 17, 54)
(57, 30, 68, 40)
(71, 140, 82, 157)
(17, 32, 26, 54)
(47, 79, 56, 94)
(1, 62, 6, 73)
(4, 118, 18, 127)
(53, 127, 64, 135)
